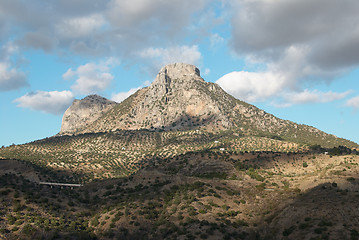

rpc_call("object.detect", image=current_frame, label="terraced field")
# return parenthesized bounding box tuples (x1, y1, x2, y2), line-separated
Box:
(0, 147, 358, 239)
(0, 130, 309, 182)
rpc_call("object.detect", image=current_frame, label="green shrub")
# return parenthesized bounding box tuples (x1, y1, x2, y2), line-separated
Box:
(247, 168, 265, 181)
(283, 225, 296, 236)
(22, 224, 36, 235)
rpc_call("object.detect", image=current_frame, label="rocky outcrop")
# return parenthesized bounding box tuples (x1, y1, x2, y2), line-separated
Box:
(60, 95, 117, 135)
(78, 63, 234, 133)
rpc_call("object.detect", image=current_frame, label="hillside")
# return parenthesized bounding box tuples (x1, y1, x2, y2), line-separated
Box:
(1, 149, 359, 239)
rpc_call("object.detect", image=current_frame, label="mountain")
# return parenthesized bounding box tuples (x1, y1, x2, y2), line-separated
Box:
(60, 94, 117, 135)
(59, 63, 357, 149)
(1, 63, 359, 239)
(2, 62, 355, 180)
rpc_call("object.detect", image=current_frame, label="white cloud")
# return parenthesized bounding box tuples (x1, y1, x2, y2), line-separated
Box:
(0, 62, 27, 91)
(62, 68, 75, 80)
(216, 70, 350, 106)
(216, 70, 286, 102)
(63, 59, 118, 95)
(14, 90, 74, 115)
(346, 96, 359, 110)
(139, 45, 202, 71)
(111, 87, 140, 103)
(281, 90, 351, 106)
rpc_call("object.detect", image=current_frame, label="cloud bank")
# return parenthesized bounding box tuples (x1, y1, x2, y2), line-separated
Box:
(216, 0, 359, 105)
(0, 0, 212, 58)
(14, 91, 74, 115)
(63, 59, 118, 95)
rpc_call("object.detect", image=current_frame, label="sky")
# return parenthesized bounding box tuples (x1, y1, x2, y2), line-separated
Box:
(1, 0, 359, 147)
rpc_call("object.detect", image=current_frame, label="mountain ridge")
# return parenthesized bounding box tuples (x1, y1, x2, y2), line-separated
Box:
(59, 63, 357, 149)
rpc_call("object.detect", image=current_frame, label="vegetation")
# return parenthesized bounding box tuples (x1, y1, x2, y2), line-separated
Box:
(0, 146, 358, 239)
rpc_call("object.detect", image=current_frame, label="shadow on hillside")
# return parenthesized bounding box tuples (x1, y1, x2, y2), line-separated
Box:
(0, 158, 89, 184)
(259, 180, 359, 240)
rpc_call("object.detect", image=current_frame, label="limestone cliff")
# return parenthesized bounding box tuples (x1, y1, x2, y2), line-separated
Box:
(60, 95, 117, 135)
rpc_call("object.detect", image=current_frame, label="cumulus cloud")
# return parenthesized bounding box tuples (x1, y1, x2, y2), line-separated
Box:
(216, 71, 286, 102)
(346, 96, 359, 110)
(0, 62, 27, 91)
(230, 0, 359, 89)
(14, 90, 74, 114)
(63, 59, 118, 95)
(216, 70, 350, 106)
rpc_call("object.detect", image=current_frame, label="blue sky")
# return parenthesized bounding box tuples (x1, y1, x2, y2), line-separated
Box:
(1, 0, 359, 147)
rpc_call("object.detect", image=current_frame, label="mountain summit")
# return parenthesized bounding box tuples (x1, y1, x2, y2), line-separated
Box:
(59, 63, 357, 148)
(60, 94, 117, 135)
(60, 63, 234, 134)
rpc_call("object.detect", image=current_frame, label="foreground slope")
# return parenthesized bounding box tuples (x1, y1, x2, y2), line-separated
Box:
(1, 150, 359, 239)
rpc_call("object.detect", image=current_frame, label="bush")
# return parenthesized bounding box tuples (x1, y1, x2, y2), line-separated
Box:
(351, 229, 359, 240)
(6, 215, 16, 225)
(347, 177, 355, 182)
(247, 168, 265, 182)
(22, 224, 36, 235)
(283, 225, 296, 236)
(303, 162, 308, 168)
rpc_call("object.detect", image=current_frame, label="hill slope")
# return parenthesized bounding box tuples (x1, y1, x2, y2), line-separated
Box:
(1, 150, 359, 239)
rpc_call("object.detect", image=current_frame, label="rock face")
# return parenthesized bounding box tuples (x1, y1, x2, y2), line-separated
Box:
(79, 63, 234, 133)
(58, 63, 357, 148)
(60, 95, 117, 135)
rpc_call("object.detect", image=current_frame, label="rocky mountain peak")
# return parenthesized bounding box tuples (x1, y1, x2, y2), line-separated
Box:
(59, 95, 117, 135)
(151, 63, 203, 88)
(81, 94, 113, 104)
(57, 63, 358, 149)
